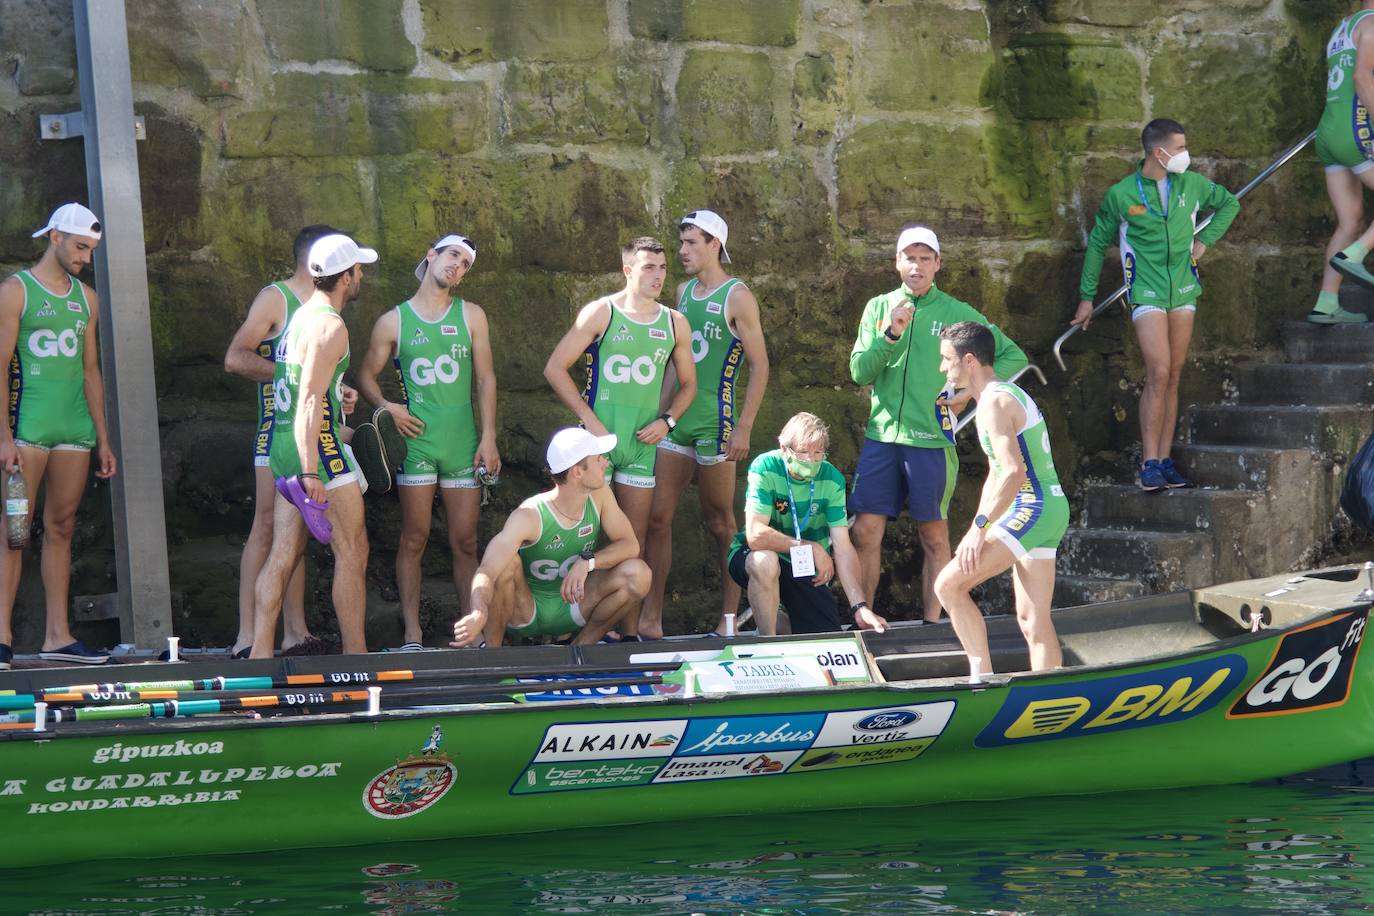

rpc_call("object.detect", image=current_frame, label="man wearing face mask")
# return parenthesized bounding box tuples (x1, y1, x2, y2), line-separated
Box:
(727, 412, 889, 637)
(1072, 118, 1240, 492)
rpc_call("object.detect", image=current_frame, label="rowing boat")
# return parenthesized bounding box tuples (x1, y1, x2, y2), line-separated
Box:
(1, 564, 1370, 868)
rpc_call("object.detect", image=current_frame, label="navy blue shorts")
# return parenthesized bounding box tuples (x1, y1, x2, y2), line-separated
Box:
(848, 438, 957, 522)
(728, 548, 842, 634)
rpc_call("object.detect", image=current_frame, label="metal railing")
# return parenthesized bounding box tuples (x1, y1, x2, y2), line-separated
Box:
(1050, 129, 1317, 371)
(952, 363, 1049, 435)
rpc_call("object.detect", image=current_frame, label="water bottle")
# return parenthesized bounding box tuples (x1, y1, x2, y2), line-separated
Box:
(6, 471, 29, 550)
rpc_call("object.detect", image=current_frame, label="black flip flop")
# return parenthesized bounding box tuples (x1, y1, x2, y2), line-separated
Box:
(372, 406, 408, 469)
(350, 422, 393, 494)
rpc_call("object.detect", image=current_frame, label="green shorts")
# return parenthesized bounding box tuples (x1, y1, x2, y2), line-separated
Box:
(604, 435, 656, 488)
(397, 412, 478, 489)
(658, 422, 728, 466)
(507, 590, 587, 638)
(9, 388, 96, 453)
(267, 402, 359, 491)
(988, 485, 1069, 561)
(1317, 106, 1374, 173)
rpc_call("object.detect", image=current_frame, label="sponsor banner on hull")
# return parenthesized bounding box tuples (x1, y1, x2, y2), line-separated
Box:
(651, 751, 804, 783)
(812, 702, 955, 748)
(514, 758, 665, 794)
(512, 672, 666, 703)
(534, 720, 687, 762)
(676, 713, 825, 757)
(1229, 609, 1367, 718)
(690, 658, 833, 694)
(794, 738, 935, 771)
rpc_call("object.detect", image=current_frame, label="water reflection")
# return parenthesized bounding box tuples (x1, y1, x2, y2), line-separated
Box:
(14, 760, 1374, 914)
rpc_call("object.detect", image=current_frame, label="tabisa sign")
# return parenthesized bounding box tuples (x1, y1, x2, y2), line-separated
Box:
(637, 636, 873, 696)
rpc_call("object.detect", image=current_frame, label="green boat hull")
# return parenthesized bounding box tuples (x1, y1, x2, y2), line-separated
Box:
(1, 569, 1371, 868)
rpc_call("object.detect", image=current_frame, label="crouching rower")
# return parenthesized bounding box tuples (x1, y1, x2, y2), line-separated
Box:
(450, 428, 650, 647)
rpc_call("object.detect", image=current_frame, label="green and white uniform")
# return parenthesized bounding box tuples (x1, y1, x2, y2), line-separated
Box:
(509, 494, 601, 638)
(1317, 10, 1374, 173)
(976, 382, 1069, 560)
(580, 299, 674, 487)
(253, 282, 304, 468)
(727, 450, 849, 566)
(392, 299, 479, 489)
(7, 270, 97, 452)
(268, 302, 357, 490)
(659, 278, 745, 465)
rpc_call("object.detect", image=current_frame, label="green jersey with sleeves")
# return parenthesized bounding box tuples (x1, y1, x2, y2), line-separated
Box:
(728, 450, 848, 564)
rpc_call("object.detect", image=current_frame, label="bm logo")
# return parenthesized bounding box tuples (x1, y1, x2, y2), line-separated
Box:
(975, 655, 1247, 747)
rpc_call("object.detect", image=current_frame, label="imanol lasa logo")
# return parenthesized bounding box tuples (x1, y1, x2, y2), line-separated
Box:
(363, 725, 457, 819)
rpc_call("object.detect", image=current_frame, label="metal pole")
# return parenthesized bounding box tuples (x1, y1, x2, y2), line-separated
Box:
(1051, 130, 1317, 371)
(72, 0, 172, 648)
(952, 364, 1049, 435)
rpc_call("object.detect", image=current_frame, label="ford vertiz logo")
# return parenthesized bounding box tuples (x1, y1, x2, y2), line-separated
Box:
(856, 710, 919, 731)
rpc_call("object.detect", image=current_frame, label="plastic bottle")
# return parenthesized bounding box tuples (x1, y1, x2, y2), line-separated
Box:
(6, 470, 29, 550)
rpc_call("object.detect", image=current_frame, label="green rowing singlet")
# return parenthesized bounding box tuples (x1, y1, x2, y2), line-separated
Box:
(666, 277, 745, 461)
(254, 282, 304, 466)
(392, 299, 479, 486)
(510, 494, 602, 637)
(8, 270, 96, 450)
(1317, 10, 1374, 169)
(975, 382, 1068, 555)
(268, 302, 354, 485)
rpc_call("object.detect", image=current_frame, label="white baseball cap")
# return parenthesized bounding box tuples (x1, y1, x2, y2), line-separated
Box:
(895, 225, 940, 256)
(306, 233, 378, 278)
(414, 234, 478, 282)
(547, 427, 617, 474)
(32, 203, 102, 241)
(680, 209, 731, 264)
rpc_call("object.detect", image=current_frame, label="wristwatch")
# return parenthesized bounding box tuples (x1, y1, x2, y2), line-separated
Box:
(883, 326, 901, 342)
(659, 413, 676, 431)
(850, 601, 870, 613)
(973, 514, 990, 530)
(579, 544, 597, 571)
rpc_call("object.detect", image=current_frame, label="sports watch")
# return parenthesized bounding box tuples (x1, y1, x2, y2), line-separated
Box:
(973, 514, 990, 529)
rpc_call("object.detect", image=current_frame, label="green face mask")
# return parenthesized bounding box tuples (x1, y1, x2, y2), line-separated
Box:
(786, 456, 822, 480)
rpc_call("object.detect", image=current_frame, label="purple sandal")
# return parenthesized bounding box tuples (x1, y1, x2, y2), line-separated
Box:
(275, 475, 333, 544)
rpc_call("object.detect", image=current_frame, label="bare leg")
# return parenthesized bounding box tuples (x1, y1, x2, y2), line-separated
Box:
(696, 459, 743, 634)
(640, 448, 695, 640)
(278, 556, 309, 651)
(251, 495, 307, 658)
(1011, 557, 1061, 671)
(916, 519, 951, 623)
(612, 481, 654, 638)
(440, 486, 481, 618)
(38, 449, 91, 651)
(483, 554, 534, 648)
(1133, 310, 1172, 464)
(850, 512, 887, 608)
(1322, 168, 1367, 296)
(240, 467, 310, 654)
(933, 537, 1018, 675)
(743, 550, 782, 636)
(326, 481, 369, 655)
(395, 482, 436, 646)
(1155, 309, 1195, 462)
(575, 559, 652, 645)
(0, 447, 50, 648)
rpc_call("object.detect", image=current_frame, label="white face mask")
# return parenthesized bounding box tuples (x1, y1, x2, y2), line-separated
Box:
(1159, 148, 1190, 174)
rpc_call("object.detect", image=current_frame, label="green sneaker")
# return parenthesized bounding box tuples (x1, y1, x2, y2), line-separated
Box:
(1330, 252, 1374, 291)
(1308, 306, 1369, 325)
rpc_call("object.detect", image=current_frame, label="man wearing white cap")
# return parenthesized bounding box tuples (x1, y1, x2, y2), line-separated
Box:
(848, 225, 1026, 626)
(544, 237, 696, 637)
(358, 234, 500, 649)
(640, 209, 770, 639)
(0, 203, 118, 667)
(450, 427, 649, 647)
(251, 233, 377, 659)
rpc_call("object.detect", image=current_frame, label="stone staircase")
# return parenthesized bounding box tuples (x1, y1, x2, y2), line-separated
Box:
(982, 320, 1374, 610)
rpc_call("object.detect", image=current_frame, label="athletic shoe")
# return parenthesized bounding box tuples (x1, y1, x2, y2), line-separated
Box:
(275, 475, 332, 544)
(0, 643, 11, 670)
(1330, 252, 1374, 291)
(1157, 458, 1193, 489)
(39, 640, 109, 665)
(1139, 460, 1168, 492)
(350, 422, 392, 494)
(1307, 306, 1368, 325)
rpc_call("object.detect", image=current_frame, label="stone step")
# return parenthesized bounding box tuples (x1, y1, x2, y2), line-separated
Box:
(978, 570, 1148, 612)
(1184, 404, 1374, 451)
(1282, 321, 1374, 364)
(1083, 484, 1263, 534)
(1169, 444, 1317, 492)
(1233, 362, 1374, 406)
(1058, 528, 1213, 591)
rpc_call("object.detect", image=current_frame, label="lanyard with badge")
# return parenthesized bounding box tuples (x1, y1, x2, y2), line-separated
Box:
(1134, 172, 1170, 218)
(788, 477, 817, 578)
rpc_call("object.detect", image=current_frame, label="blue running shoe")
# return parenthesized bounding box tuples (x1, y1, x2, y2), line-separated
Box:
(39, 640, 109, 665)
(1139, 460, 1168, 492)
(1158, 458, 1192, 489)
(0, 643, 11, 670)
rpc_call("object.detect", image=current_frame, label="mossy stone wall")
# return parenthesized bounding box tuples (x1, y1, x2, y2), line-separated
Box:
(0, 0, 1345, 644)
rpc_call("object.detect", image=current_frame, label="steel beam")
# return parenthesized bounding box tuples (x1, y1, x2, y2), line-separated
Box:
(72, 0, 172, 648)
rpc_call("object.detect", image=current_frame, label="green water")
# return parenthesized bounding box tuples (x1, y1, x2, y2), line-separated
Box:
(13, 761, 1374, 914)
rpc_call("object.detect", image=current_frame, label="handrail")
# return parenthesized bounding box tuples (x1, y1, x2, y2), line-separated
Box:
(1050, 129, 1317, 371)
(952, 363, 1048, 435)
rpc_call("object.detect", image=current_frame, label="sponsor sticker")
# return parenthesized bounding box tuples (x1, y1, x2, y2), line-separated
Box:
(577, 524, 595, 538)
(649, 328, 668, 340)
(976, 655, 1247, 747)
(734, 639, 872, 684)
(1229, 609, 1367, 718)
(534, 720, 687, 762)
(514, 672, 663, 703)
(794, 739, 933, 771)
(651, 751, 803, 783)
(812, 701, 954, 747)
(690, 657, 833, 694)
(706, 302, 723, 314)
(440, 325, 459, 336)
(677, 713, 824, 756)
(513, 758, 664, 794)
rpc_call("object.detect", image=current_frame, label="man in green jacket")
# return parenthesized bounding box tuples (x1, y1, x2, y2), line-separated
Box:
(1072, 118, 1240, 491)
(849, 226, 1027, 624)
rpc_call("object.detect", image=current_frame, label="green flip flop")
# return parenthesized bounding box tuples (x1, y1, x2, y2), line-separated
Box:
(1331, 252, 1374, 291)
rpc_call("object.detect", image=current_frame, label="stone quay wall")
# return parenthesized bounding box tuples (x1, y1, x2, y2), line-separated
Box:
(0, 0, 1349, 642)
